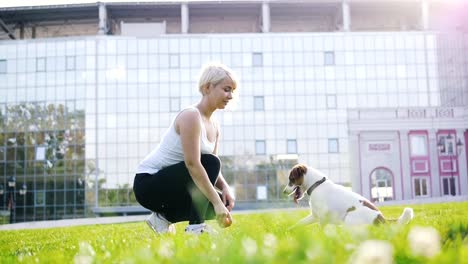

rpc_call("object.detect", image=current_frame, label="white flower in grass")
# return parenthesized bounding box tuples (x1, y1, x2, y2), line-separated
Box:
(74, 242, 95, 264)
(242, 237, 258, 258)
(348, 240, 394, 264)
(158, 240, 175, 259)
(262, 233, 277, 256)
(408, 226, 441, 258)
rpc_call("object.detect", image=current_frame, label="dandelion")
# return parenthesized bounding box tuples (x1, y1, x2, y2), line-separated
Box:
(242, 237, 258, 258)
(348, 240, 394, 264)
(408, 226, 441, 258)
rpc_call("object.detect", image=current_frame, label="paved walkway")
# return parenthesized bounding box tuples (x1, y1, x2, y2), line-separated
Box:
(0, 207, 305, 231)
(1, 196, 466, 231)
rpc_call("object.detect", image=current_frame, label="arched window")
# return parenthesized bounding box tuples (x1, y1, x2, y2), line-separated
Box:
(370, 168, 394, 202)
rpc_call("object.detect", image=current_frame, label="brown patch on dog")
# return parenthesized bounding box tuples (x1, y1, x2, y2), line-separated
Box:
(346, 206, 356, 213)
(289, 164, 307, 186)
(359, 199, 379, 212)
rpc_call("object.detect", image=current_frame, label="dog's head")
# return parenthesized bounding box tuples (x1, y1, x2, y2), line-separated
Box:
(283, 164, 308, 204)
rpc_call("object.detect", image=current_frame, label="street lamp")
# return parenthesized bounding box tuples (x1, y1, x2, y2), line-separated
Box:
(437, 133, 464, 196)
(7, 176, 16, 223)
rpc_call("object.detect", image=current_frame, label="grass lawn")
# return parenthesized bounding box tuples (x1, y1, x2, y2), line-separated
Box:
(0, 202, 467, 264)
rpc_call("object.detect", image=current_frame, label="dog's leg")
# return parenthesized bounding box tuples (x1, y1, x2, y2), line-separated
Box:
(289, 213, 317, 230)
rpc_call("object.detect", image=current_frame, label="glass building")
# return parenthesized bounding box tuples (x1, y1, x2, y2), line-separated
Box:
(0, 0, 467, 223)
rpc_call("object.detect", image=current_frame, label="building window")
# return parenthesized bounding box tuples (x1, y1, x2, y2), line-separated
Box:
(442, 177, 457, 196)
(326, 94, 337, 109)
(66, 56, 76, 71)
(252, 52, 263, 67)
(169, 54, 179, 68)
(328, 138, 339, 153)
(324, 51, 335, 66)
(255, 140, 266, 155)
(170, 97, 180, 112)
(410, 134, 427, 156)
(0, 59, 6, 74)
(36, 57, 46, 72)
(254, 96, 264, 111)
(287, 139, 297, 154)
(414, 177, 429, 197)
(437, 134, 456, 155)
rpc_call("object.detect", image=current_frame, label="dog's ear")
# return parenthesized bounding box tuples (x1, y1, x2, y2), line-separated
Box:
(289, 164, 307, 184)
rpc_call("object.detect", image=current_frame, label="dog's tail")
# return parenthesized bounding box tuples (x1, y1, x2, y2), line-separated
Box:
(397, 207, 414, 225)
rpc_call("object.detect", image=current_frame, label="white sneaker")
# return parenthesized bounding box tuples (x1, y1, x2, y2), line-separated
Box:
(184, 223, 217, 235)
(146, 212, 176, 234)
(397, 207, 414, 225)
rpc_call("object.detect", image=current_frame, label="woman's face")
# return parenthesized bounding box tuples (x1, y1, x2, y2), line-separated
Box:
(208, 78, 235, 109)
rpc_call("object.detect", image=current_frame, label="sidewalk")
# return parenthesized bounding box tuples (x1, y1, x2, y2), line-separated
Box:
(1, 196, 466, 231)
(0, 207, 305, 231)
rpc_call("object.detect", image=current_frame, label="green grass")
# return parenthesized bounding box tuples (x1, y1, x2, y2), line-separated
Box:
(1, 202, 467, 263)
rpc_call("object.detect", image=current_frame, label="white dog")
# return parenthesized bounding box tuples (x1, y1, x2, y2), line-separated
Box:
(283, 164, 414, 227)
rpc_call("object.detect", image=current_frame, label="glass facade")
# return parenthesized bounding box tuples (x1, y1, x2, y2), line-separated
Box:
(0, 31, 466, 222)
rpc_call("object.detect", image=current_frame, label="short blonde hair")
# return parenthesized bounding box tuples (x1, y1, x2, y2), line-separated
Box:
(198, 62, 238, 93)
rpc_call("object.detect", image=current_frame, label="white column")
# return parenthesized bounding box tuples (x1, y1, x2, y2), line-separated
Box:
(98, 2, 108, 35)
(421, 0, 429, 30)
(456, 129, 468, 195)
(342, 0, 351, 31)
(262, 2, 270, 33)
(428, 129, 441, 197)
(399, 130, 411, 200)
(181, 3, 189, 34)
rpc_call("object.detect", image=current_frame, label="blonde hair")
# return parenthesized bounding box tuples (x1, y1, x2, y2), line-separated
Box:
(198, 62, 238, 94)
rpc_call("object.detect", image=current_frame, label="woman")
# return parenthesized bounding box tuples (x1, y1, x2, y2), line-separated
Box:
(133, 62, 236, 234)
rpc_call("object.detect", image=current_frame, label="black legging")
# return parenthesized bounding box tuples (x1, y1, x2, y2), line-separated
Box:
(133, 154, 221, 224)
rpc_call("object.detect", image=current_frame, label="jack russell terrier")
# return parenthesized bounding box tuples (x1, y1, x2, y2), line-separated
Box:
(283, 164, 414, 227)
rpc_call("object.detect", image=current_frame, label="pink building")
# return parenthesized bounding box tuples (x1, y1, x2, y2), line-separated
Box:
(348, 107, 468, 201)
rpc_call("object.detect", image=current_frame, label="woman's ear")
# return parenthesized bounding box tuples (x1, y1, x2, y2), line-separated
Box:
(202, 83, 211, 95)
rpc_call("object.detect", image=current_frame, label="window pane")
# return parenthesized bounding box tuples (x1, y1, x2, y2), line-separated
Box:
(66, 56, 76, 71)
(255, 140, 266, 155)
(252, 52, 263, 67)
(450, 178, 456, 195)
(254, 96, 264, 111)
(36, 57, 46, 72)
(422, 178, 427, 195)
(443, 178, 449, 195)
(0, 59, 6, 73)
(170, 97, 180, 112)
(326, 94, 336, 109)
(324, 51, 335, 66)
(287, 139, 297, 154)
(410, 135, 427, 156)
(169, 54, 179, 68)
(328, 138, 339, 153)
(414, 178, 421, 196)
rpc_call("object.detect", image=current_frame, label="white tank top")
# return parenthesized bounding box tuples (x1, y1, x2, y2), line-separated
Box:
(136, 106, 216, 174)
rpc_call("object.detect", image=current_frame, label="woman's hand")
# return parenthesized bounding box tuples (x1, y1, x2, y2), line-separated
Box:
(221, 187, 235, 212)
(214, 203, 232, 228)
